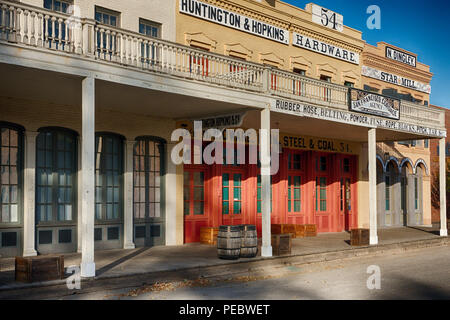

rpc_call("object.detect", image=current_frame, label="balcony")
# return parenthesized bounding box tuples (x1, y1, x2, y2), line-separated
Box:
(0, 0, 446, 134)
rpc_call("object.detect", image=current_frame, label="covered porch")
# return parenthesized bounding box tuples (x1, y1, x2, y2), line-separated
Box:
(0, 225, 445, 290)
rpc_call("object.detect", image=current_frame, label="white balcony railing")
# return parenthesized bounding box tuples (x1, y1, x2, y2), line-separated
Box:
(0, 0, 445, 131)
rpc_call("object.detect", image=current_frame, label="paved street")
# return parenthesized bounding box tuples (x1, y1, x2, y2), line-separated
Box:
(59, 245, 450, 300)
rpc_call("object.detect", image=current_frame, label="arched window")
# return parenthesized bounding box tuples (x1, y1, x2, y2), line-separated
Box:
(0, 123, 23, 225)
(36, 128, 77, 223)
(133, 137, 165, 220)
(95, 133, 124, 221)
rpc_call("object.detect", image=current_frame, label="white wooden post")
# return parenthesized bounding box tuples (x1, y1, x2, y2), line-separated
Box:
(260, 107, 272, 257)
(123, 140, 136, 249)
(369, 128, 378, 245)
(439, 138, 448, 236)
(23, 131, 38, 257)
(81, 77, 96, 278)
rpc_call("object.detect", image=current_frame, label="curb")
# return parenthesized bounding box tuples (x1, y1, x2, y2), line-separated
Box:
(0, 236, 448, 292)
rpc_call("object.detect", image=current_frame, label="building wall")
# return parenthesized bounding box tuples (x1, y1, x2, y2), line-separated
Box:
(430, 106, 450, 223)
(19, 0, 176, 41)
(176, 0, 365, 88)
(362, 42, 433, 227)
(362, 42, 432, 104)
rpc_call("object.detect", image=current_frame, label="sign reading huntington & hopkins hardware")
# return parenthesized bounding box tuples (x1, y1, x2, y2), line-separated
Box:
(179, 0, 289, 44)
(349, 88, 400, 120)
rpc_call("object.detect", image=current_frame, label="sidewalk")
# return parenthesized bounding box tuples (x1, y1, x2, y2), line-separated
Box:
(0, 226, 447, 292)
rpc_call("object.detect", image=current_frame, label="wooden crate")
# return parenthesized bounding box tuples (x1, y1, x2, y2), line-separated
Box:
(350, 229, 370, 246)
(200, 227, 219, 245)
(271, 224, 297, 238)
(271, 234, 292, 256)
(15, 255, 64, 283)
(304, 224, 317, 237)
(295, 225, 306, 238)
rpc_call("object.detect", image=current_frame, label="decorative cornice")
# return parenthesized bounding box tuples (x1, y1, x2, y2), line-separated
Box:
(363, 52, 432, 83)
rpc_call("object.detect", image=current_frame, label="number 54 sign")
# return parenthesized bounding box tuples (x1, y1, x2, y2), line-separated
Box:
(311, 4, 344, 32)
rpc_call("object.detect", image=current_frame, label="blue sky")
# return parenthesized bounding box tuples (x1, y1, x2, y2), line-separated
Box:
(283, 0, 450, 108)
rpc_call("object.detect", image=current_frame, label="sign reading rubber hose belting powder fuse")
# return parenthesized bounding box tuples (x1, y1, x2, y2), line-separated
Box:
(179, 0, 289, 44)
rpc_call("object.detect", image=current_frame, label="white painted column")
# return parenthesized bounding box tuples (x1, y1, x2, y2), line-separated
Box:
(439, 138, 448, 236)
(123, 140, 136, 249)
(23, 131, 38, 257)
(80, 77, 96, 278)
(165, 143, 178, 246)
(260, 108, 272, 257)
(368, 128, 378, 245)
(77, 136, 82, 253)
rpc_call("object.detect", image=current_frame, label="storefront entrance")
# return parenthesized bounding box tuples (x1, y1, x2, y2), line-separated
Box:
(183, 145, 358, 243)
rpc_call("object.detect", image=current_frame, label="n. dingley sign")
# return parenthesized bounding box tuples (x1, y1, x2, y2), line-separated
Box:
(349, 88, 400, 120)
(271, 99, 446, 138)
(179, 0, 289, 44)
(386, 46, 417, 67)
(293, 33, 359, 64)
(362, 66, 431, 94)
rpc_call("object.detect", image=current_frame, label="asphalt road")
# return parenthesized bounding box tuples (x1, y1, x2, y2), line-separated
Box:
(60, 245, 450, 300)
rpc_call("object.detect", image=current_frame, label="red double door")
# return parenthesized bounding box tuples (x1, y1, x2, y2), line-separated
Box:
(183, 151, 358, 243)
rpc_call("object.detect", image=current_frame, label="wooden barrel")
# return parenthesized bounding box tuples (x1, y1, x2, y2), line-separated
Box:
(239, 224, 258, 258)
(217, 225, 241, 260)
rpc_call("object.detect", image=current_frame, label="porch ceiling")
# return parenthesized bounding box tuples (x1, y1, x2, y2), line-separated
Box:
(0, 63, 258, 119)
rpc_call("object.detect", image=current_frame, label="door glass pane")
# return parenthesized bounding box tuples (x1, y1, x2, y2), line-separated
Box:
(133, 138, 164, 220)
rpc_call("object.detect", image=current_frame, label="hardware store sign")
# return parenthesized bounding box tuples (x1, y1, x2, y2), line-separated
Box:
(179, 0, 289, 44)
(272, 99, 446, 138)
(293, 33, 359, 64)
(349, 88, 400, 120)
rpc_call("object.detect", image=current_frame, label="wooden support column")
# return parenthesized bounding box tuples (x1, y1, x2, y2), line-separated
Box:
(439, 138, 448, 237)
(368, 128, 378, 245)
(23, 131, 38, 257)
(260, 107, 272, 257)
(123, 140, 136, 249)
(80, 76, 96, 278)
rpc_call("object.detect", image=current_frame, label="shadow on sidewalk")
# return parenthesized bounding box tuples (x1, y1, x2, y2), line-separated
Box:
(96, 247, 151, 277)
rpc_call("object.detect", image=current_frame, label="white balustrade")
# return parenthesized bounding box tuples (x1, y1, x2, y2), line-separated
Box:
(0, 0, 445, 131)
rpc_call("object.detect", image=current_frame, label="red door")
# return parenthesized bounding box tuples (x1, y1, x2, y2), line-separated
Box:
(338, 155, 357, 231)
(313, 153, 334, 232)
(286, 151, 307, 225)
(183, 168, 209, 243)
(221, 169, 245, 226)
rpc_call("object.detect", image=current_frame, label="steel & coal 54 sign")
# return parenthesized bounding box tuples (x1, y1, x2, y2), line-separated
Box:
(349, 88, 400, 120)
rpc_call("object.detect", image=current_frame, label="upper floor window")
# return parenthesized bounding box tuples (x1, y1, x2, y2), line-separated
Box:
(139, 19, 161, 39)
(320, 75, 331, 83)
(95, 6, 120, 27)
(293, 68, 306, 76)
(44, 0, 71, 13)
(344, 81, 354, 88)
(363, 85, 379, 93)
